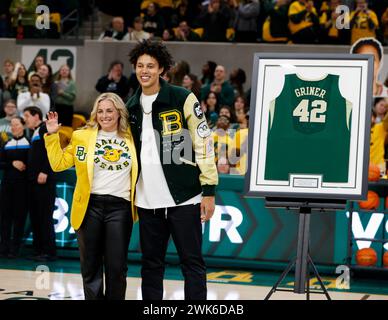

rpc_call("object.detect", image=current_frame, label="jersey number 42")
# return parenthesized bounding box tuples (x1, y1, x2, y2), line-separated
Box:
(293, 99, 327, 123)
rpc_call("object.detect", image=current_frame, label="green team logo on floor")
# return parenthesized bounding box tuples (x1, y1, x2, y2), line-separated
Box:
(75, 146, 86, 161)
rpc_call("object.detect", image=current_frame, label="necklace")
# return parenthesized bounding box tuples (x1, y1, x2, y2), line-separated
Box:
(141, 104, 152, 115)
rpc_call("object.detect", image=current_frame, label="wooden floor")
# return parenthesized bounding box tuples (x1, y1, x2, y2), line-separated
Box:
(0, 269, 387, 300)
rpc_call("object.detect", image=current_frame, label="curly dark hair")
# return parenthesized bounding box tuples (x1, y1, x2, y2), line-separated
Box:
(129, 39, 174, 76)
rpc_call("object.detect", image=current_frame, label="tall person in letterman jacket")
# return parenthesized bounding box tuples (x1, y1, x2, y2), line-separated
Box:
(126, 40, 218, 300)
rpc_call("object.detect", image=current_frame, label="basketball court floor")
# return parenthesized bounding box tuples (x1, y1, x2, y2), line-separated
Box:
(0, 257, 387, 300)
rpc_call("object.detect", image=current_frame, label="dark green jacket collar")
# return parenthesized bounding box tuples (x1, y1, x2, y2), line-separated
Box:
(127, 77, 171, 109)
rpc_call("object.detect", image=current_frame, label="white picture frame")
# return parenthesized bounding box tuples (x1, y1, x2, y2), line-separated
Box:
(245, 53, 374, 201)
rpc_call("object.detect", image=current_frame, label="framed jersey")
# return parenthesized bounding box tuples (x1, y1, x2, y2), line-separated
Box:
(246, 53, 373, 201)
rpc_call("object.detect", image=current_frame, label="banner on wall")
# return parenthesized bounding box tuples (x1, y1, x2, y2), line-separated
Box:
(21, 45, 77, 79)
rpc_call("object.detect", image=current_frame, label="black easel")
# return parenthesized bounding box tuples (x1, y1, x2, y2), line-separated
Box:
(263, 198, 346, 300)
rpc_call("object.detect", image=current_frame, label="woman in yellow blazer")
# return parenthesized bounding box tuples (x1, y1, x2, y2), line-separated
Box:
(44, 92, 138, 300)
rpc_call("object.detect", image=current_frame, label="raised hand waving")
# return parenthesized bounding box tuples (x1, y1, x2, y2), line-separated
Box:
(46, 111, 61, 134)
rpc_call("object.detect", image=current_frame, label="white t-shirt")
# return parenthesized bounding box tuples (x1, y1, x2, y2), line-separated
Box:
(128, 30, 151, 41)
(91, 130, 132, 201)
(135, 93, 201, 209)
(17, 91, 50, 117)
(98, 31, 130, 41)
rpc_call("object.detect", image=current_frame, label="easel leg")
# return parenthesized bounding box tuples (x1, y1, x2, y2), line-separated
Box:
(264, 259, 296, 300)
(264, 206, 332, 300)
(294, 209, 311, 293)
(306, 263, 310, 300)
(308, 255, 331, 300)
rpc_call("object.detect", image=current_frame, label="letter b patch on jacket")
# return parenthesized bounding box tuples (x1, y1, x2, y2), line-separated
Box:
(76, 146, 86, 161)
(159, 110, 183, 136)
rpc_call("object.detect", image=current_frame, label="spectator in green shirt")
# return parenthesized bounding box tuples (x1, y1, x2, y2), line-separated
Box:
(200, 65, 235, 107)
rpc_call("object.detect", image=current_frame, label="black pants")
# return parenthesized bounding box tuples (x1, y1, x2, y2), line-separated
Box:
(0, 181, 28, 254)
(76, 194, 133, 300)
(28, 181, 56, 256)
(139, 204, 206, 300)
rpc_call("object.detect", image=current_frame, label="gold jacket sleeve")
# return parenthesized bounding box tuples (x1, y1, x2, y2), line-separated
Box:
(183, 93, 218, 195)
(44, 132, 75, 172)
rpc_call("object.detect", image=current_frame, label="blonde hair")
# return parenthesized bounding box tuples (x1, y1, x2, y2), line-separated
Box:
(56, 64, 73, 81)
(86, 92, 131, 139)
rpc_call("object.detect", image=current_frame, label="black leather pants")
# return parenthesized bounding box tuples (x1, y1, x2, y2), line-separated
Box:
(139, 204, 207, 300)
(76, 194, 133, 300)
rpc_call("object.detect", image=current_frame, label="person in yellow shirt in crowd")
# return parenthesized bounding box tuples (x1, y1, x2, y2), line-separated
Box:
(141, 0, 174, 28)
(370, 106, 388, 175)
(229, 106, 249, 175)
(212, 114, 234, 171)
(262, 0, 290, 43)
(228, 128, 249, 175)
(319, 0, 350, 44)
(209, 97, 250, 176)
(373, 97, 387, 123)
(217, 156, 230, 174)
(288, 0, 319, 43)
(349, 0, 379, 44)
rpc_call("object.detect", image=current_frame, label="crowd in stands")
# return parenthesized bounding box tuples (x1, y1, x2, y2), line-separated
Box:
(2, 36, 388, 179)
(0, 52, 252, 177)
(0, 1, 387, 44)
(0, 0, 84, 39)
(0, 56, 77, 148)
(93, 0, 388, 45)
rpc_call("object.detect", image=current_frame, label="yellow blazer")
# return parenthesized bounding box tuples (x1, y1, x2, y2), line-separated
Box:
(44, 127, 138, 230)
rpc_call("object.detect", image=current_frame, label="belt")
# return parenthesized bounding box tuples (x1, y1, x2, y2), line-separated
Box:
(90, 193, 130, 204)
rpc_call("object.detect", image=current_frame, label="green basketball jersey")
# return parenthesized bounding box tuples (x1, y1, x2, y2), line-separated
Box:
(264, 73, 352, 183)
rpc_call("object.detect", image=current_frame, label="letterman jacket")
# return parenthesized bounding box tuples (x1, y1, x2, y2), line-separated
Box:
(126, 78, 218, 205)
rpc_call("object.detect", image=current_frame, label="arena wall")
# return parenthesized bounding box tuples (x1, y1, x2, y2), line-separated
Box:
(1, 39, 387, 114)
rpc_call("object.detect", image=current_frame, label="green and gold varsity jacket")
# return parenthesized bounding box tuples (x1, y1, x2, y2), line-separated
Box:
(126, 78, 218, 204)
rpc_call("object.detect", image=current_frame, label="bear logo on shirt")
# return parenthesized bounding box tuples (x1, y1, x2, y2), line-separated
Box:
(102, 146, 123, 162)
